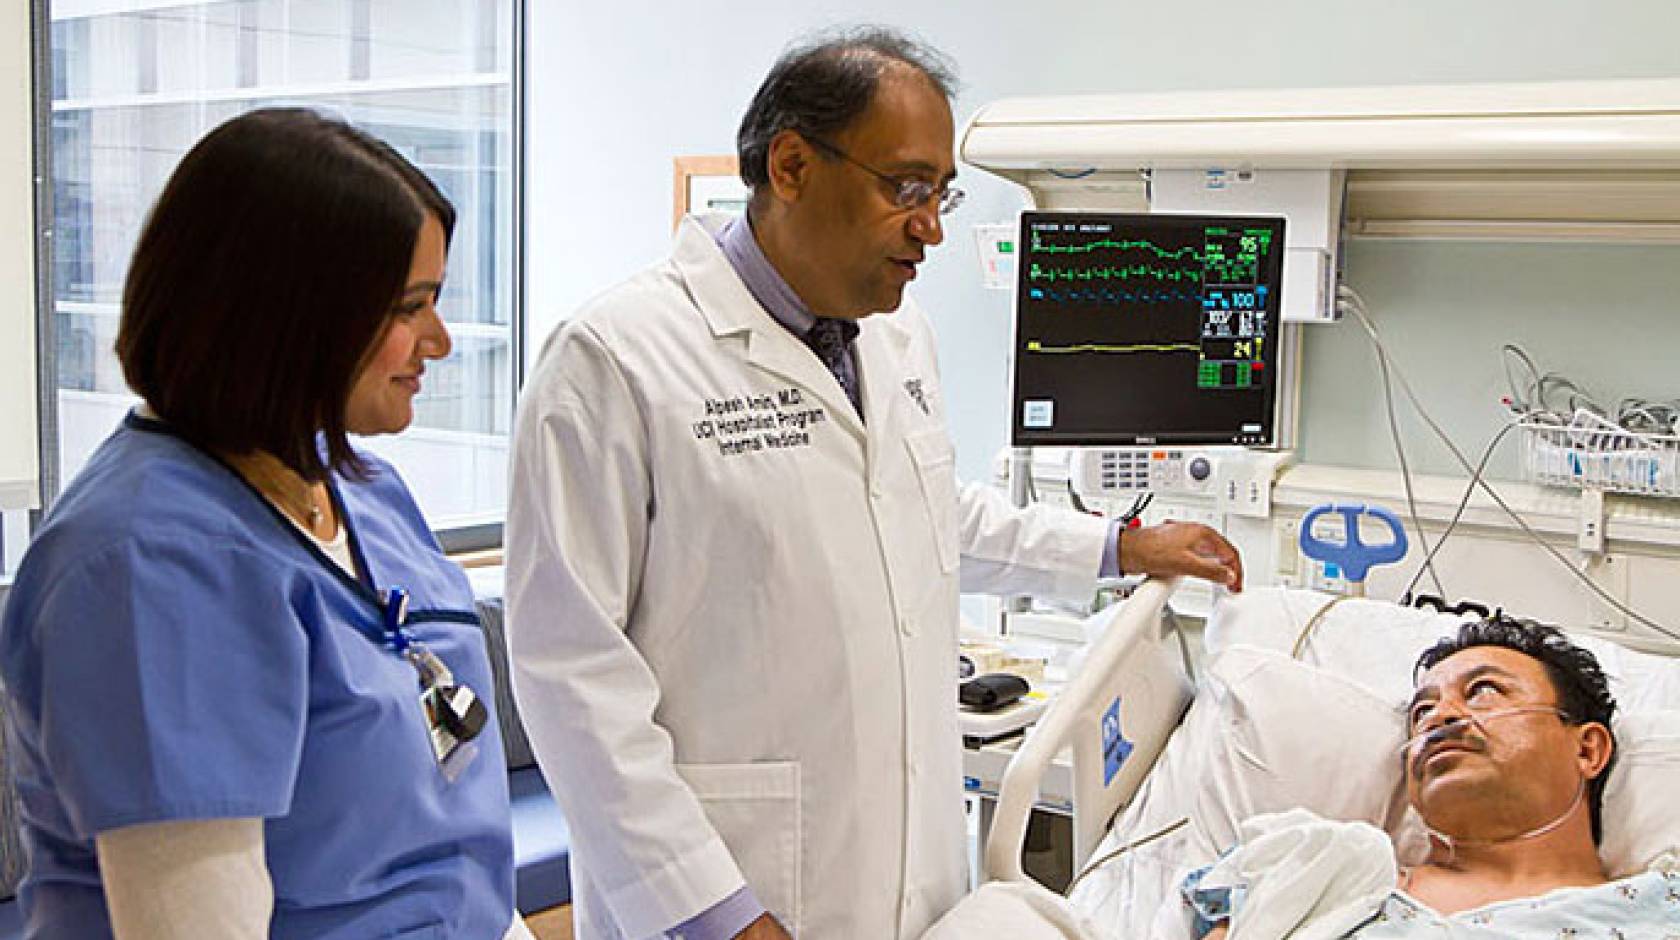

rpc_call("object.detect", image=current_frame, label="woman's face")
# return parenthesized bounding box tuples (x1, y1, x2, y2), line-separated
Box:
(346, 212, 451, 436)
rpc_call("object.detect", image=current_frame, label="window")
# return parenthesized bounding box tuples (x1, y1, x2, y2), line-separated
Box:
(46, 0, 522, 533)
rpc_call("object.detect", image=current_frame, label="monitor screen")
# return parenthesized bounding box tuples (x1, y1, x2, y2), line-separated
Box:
(1010, 211, 1287, 446)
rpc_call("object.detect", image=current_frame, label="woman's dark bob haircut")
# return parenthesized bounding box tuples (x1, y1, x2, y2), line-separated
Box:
(116, 107, 455, 481)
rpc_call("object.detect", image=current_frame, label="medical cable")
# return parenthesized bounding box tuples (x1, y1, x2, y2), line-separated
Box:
(1336, 285, 1679, 643)
(1123, 491, 1154, 525)
(1501, 344, 1544, 414)
(1397, 420, 1521, 605)
(1503, 343, 1680, 435)
(1372, 318, 1446, 598)
(1066, 478, 1091, 514)
(1290, 594, 1356, 660)
(1164, 607, 1197, 684)
(1400, 707, 1586, 861)
(1346, 287, 1446, 597)
(1353, 286, 1674, 639)
(1065, 816, 1190, 894)
(1616, 398, 1680, 435)
(1502, 344, 1598, 417)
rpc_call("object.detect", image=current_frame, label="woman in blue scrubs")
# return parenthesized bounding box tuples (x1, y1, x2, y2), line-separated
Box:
(0, 109, 527, 939)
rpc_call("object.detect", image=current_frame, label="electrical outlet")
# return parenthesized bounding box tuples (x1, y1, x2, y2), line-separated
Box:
(1214, 451, 1289, 520)
(1578, 488, 1606, 555)
(1275, 520, 1300, 576)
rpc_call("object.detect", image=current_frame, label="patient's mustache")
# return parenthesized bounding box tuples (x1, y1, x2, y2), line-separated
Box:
(1406, 720, 1486, 777)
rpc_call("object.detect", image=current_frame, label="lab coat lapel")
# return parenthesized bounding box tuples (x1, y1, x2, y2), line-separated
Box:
(855, 308, 915, 450)
(673, 215, 867, 444)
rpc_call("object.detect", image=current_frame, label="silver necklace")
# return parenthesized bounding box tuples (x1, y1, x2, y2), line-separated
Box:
(241, 457, 326, 531)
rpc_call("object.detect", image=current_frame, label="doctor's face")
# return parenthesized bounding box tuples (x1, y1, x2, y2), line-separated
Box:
(346, 212, 452, 436)
(794, 66, 955, 318)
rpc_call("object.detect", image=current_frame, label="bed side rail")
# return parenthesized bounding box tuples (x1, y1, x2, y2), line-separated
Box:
(982, 577, 1193, 882)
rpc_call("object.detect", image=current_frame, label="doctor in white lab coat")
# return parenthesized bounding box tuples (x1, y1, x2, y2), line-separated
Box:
(506, 27, 1243, 940)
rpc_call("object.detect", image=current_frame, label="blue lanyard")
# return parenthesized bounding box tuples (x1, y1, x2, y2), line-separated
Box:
(382, 586, 416, 652)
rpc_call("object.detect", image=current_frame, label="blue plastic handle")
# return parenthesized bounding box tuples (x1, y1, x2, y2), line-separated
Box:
(1298, 503, 1409, 583)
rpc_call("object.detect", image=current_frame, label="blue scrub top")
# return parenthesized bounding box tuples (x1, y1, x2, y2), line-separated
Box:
(0, 414, 515, 939)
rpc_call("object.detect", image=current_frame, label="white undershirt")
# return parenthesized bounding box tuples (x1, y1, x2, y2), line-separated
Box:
(97, 499, 533, 940)
(98, 819, 272, 939)
(285, 510, 356, 575)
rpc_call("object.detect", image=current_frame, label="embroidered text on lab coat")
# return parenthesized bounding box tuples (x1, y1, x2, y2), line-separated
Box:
(692, 387, 830, 456)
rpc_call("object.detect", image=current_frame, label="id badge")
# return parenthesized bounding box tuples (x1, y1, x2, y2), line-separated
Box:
(420, 684, 481, 782)
(408, 645, 489, 782)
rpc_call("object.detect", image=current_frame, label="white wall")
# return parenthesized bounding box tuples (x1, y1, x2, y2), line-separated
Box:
(1, 0, 39, 512)
(526, 1, 1680, 484)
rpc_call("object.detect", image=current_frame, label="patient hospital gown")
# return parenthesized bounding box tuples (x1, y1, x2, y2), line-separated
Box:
(1342, 870, 1680, 937)
(1181, 810, 1680, 939)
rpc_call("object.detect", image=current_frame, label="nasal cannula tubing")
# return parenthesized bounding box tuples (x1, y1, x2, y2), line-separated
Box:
(1399, 705, 1569, 762)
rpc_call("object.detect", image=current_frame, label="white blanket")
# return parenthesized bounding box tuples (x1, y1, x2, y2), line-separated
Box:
(924, 810, 1394, 940)
(921, 880, 1111, 940)
(1171, 810, 1396, 940)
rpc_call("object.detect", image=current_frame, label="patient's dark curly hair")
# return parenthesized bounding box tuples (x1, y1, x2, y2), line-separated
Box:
(1415, 615, 1618, 844)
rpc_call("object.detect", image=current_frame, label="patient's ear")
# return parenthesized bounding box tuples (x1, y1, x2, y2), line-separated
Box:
(1576, 722, 1614, 779)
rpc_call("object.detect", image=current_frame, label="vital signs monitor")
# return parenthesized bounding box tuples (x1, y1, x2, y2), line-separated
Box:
(1011, 211, 1287, 447)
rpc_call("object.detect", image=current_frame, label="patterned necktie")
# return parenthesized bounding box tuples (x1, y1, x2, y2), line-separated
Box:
(805, 317, 862, 419)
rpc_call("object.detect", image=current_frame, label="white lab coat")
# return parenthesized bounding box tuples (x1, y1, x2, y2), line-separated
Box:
(507, 215, 1110, 940)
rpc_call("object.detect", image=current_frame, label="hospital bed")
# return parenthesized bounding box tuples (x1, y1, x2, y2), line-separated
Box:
(928, 580, 1680, 938)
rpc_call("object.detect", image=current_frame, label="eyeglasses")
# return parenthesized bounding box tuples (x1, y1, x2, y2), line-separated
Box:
(805, 136, 966, 216)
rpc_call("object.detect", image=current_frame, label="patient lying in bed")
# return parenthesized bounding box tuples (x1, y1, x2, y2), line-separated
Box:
(1183, 616, 1680, 938)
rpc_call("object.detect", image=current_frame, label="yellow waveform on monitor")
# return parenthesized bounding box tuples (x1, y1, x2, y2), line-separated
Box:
(1026, 340, 1201, 354)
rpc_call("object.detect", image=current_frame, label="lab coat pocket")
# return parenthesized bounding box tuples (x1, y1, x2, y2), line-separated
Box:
(676, 761, 802, 933)
(906, 428, 960, 574)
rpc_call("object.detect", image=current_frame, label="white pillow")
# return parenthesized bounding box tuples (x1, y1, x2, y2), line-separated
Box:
(1067, 645, 1405, 924)
(1203, 589, 1471, 703)
(1204, 588, 1680, 712)
(1600, 710, 1680, 876)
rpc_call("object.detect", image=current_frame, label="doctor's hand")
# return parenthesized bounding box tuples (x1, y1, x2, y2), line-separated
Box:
(1118, 522, 1244, 592)
(734, 913, 794, 939)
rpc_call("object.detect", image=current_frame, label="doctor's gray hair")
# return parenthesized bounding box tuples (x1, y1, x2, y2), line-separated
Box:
(736, 25, 959, 192)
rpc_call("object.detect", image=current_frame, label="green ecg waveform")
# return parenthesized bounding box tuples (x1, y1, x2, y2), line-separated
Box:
(1027, 263, 1201, 283)
(1029, 237, 1203, 261)
(1025, 340, 1201, 355)
(1028, 228, 1274, 286)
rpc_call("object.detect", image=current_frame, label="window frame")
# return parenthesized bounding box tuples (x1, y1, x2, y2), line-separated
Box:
(30, 0, 57, 549)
